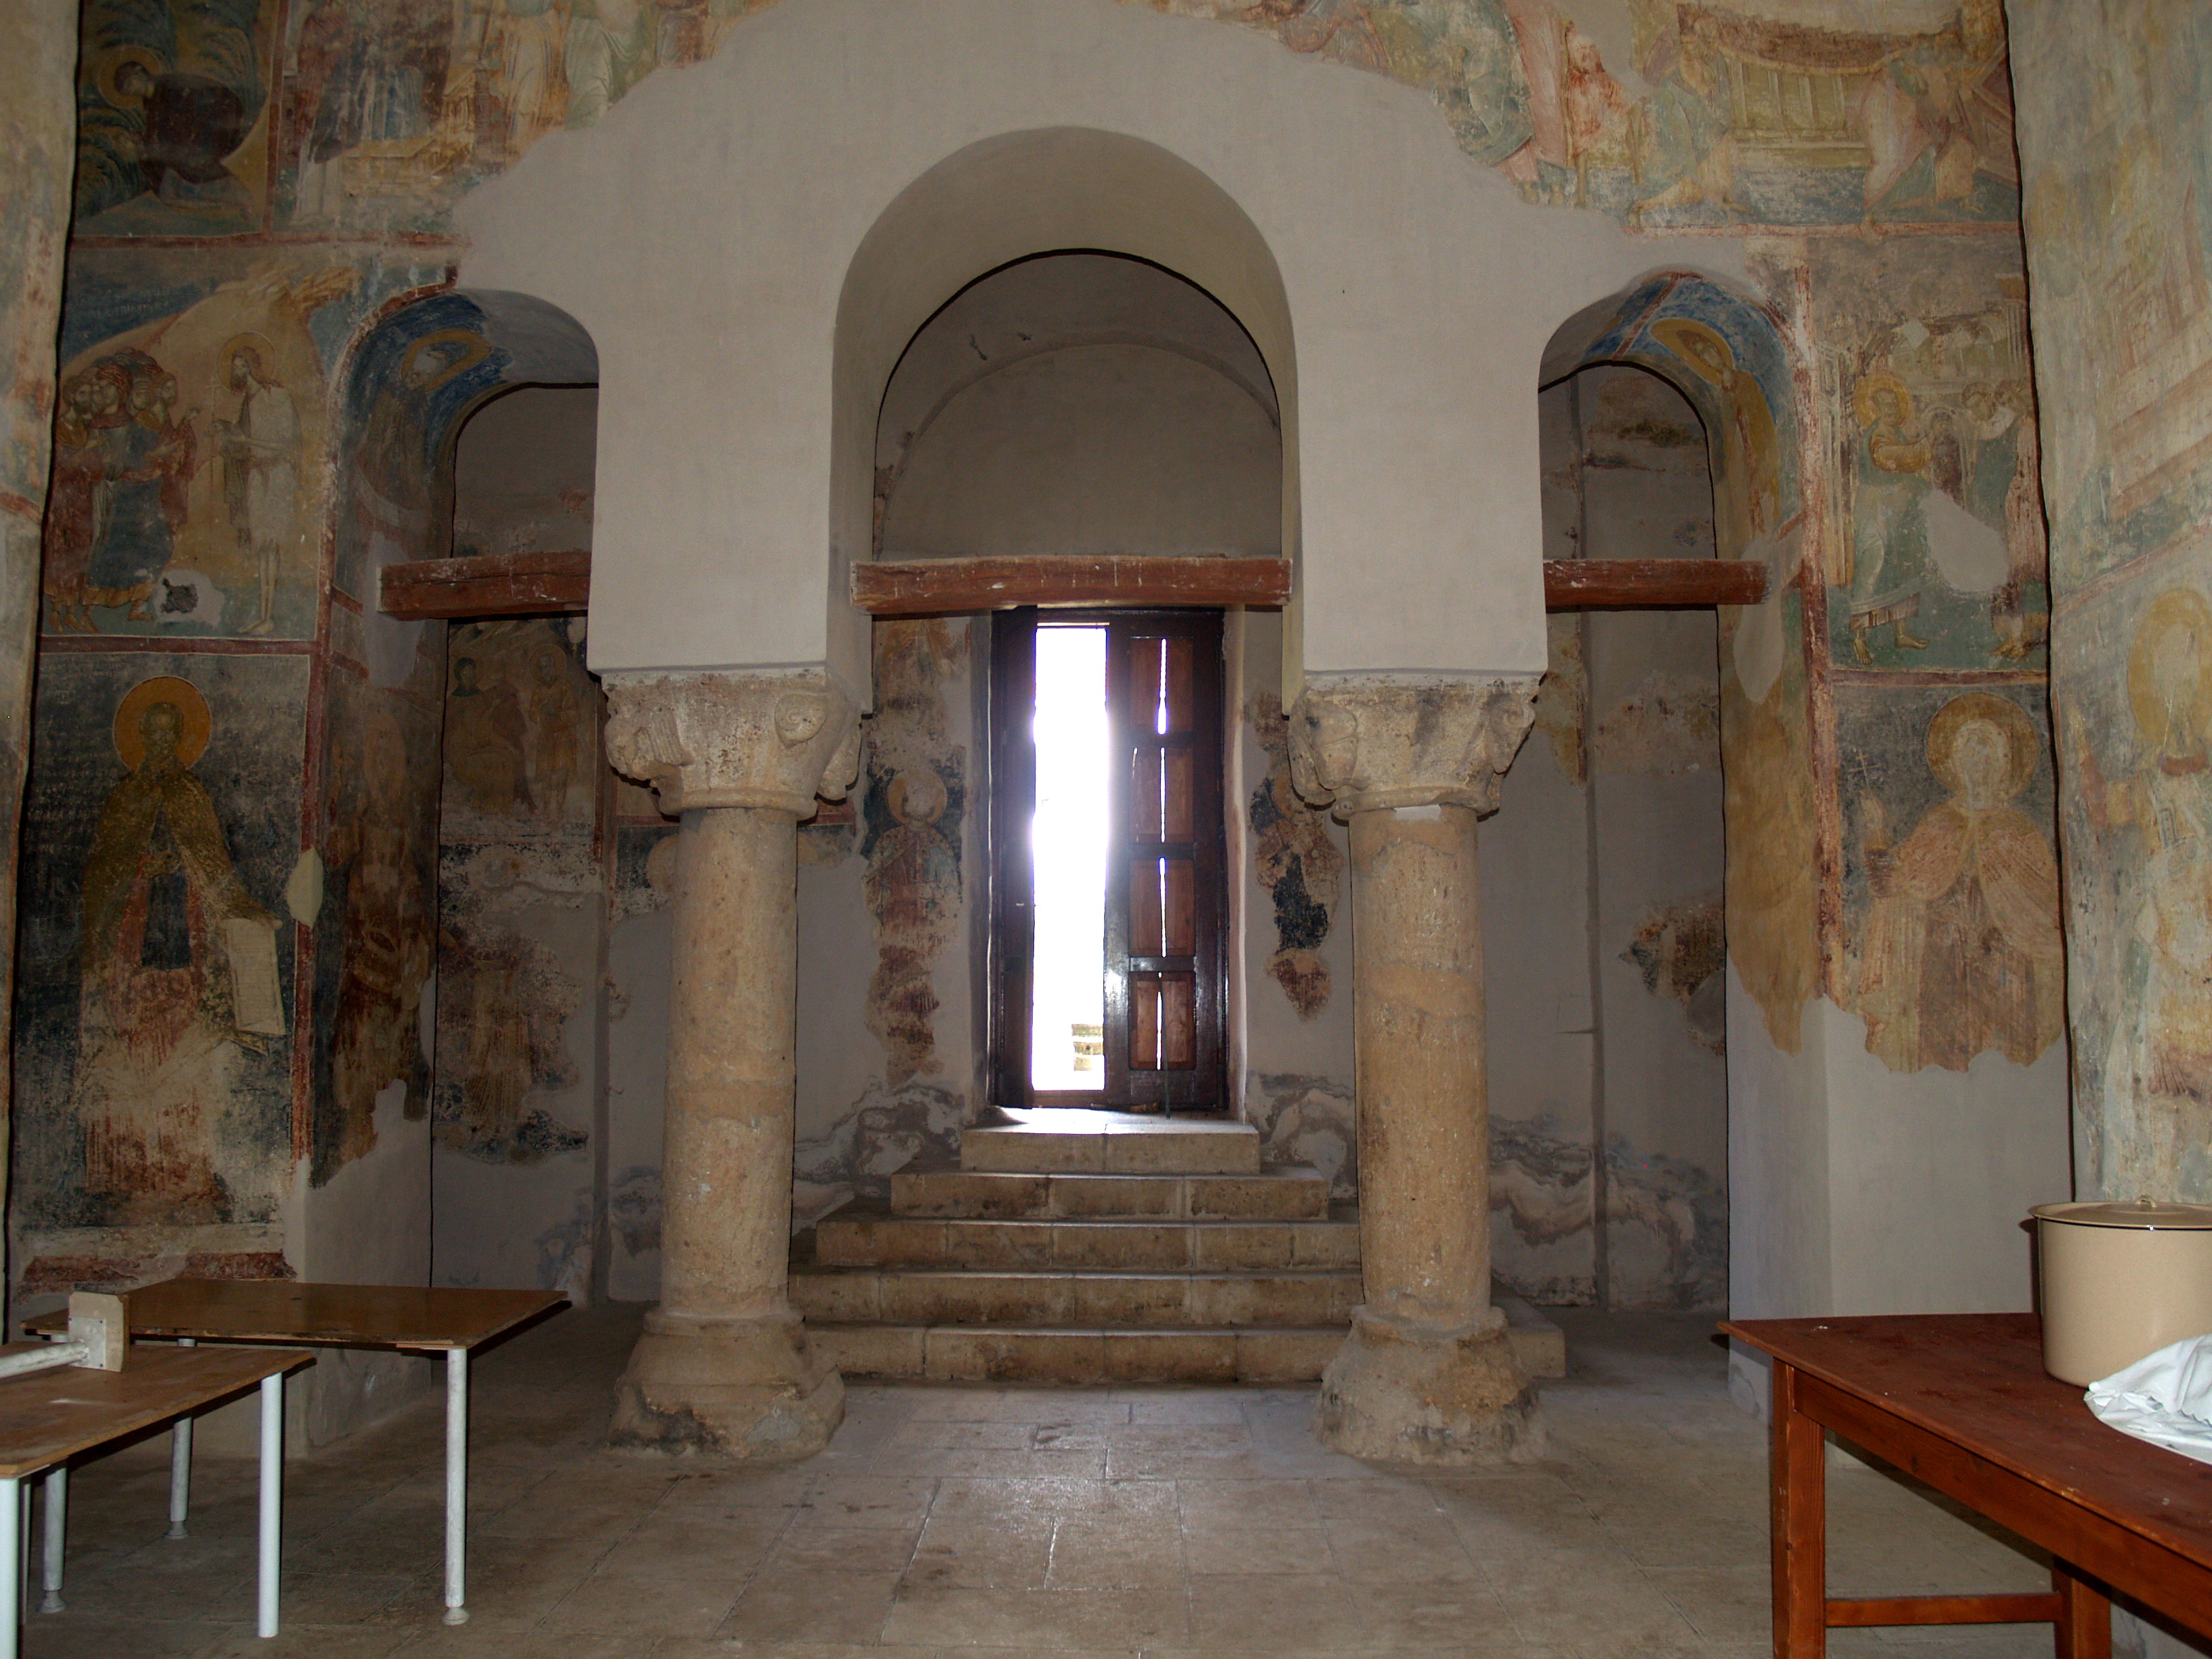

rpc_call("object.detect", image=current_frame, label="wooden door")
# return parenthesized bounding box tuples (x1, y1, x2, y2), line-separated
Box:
(989, 609, 1227, 1112)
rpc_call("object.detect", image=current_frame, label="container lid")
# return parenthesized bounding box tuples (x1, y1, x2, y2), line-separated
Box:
(2031, 1197, 2212, 1230)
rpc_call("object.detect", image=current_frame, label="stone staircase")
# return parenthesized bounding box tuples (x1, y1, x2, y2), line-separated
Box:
(795, 1108, 1564, 1386)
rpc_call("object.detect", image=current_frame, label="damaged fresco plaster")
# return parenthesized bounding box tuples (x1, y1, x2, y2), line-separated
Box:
(0, 1, 76, 1314)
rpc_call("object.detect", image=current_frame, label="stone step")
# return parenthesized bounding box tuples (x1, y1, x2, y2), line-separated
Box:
(812, 1210, 1360, 1273)
(791, 1266, 1363, 1328)
(893, 1168, 1330, 1222)
(813, 1298, 1567, 1385)
(962, 1109, 1261, 1176)
(814, 1322, 1344, 1385)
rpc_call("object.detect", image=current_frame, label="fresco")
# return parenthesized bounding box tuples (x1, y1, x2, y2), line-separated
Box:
(75, 0, 276, 235)
(1835, 683, 2062, 1071)
(45, 255, 359, 639)
(1969, 2, 2212, 1224)
(1623, 894, 1726, 1056)
(2, 1, 80, 1258)
(248, 0, 2024, 234)
(861, 619, 966, 1088)
(1803, 239, 2045, 671)
(310, 656, 440, 1180)
(2059, 584, 2212, 1200)
(1189, 0, 2019, 227)
(432, 618, 598, 1164)
(331, 292, 510, 601)
(1246, 691, 1341, 1019)
(12, 654, 305, 1232)
(276, 0, 780, 229)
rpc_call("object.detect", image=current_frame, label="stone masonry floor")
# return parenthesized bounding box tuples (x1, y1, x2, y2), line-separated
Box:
(20, 1303, 2062, 1658)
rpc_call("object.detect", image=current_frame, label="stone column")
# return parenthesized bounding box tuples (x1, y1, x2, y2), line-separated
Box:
(602, 669, 861, 1460)
(1288, 674, 1545, 1465)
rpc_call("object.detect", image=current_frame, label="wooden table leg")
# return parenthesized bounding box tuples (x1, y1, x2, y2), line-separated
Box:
(1772, 1359, 1826, 1658)
(2053, 1563, 2110, 1659)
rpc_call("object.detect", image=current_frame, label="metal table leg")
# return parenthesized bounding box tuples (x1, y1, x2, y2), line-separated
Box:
(169, 1336, 194, 1539)
(38, 1468, 64, 1613)
(3, 1473, 21, 1659)
(444, 1349, 468, 1625)
(257, 1372, 282, 1639)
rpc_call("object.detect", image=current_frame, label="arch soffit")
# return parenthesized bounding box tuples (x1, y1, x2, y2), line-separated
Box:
(1539, 270, 1801, 556)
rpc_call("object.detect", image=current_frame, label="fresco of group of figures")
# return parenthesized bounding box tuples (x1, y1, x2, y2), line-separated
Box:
(12, 653, 305, 1232)
(1807, 238, 2047, 672)
(69, 0, 2024, 237)
(41, 246, 451, 642)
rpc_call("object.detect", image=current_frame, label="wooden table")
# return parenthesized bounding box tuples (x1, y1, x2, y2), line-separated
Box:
(0, 1341, 311, 1656)
(1722, 1312, 2212, 1658)
(28, 1279, 565, 1626)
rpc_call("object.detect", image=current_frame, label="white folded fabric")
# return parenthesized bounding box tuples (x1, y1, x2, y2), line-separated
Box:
(2085, 1334, 2212, 1464)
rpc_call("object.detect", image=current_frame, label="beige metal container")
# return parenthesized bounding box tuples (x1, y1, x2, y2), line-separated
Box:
(2032, 1198, 2212, 1385)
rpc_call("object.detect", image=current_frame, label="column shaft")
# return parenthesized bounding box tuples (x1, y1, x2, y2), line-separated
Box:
(660, 804, 798, 1320)
(1351, 804, 1488, 1326)
(602, 669, 859, 1462)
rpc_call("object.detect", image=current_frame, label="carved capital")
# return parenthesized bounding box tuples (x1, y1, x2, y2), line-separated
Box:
(1287, 674, 1539, 818)
(603, 670, 861, 817)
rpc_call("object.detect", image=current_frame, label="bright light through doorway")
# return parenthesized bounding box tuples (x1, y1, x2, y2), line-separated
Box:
(1030, 626, 1108, 1092)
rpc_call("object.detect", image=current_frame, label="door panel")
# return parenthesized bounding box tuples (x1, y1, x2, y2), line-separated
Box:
(990, 607, 1226, 1111)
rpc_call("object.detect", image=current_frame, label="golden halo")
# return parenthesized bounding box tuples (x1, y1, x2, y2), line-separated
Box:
(1853, 370, 1914, 429)
(115, 676, 212, 771)
(2128, 588, 2212, 749)
(1925, 691, 2037, 801)
(401, 329, 494, 394)
(1650, 318, 1736, 387)
(219, 331, 279, 381)
(96, 45, 163, 110)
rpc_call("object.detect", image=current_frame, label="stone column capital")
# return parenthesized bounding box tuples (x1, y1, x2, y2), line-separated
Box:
(1286, 674, 1540, 818)
(603, 669, 861, 817)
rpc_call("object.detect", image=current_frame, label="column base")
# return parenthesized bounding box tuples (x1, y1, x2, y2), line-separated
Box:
(1313, 1305, 1545, 1467)
(609, 1307, 844, 1461)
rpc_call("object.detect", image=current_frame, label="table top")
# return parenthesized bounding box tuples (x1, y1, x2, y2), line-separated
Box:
(1724, 1313, 2212, 1572)
(23, 1279, 567, 1353)
(0, 1342, 312, 1479)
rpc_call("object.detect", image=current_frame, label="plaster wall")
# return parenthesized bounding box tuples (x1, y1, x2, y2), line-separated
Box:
(453, 0, 1744, 693)
(881, 345, 1279, 559)
(1484, 367, 1728, 1311)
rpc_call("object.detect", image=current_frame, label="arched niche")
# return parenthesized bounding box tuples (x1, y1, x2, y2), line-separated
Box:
(832, 130, 1298, 703)
(872, 251, 1282, 562)
(1539, 270, 1820, 1055)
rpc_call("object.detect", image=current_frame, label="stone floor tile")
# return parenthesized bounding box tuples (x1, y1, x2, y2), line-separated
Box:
(1044, 1516, 1187, 1589)
(1322, 1513, 1482, 1583)
(1183, 1572, 1386, 1651)
(540, 1567, 743, 1637)
(1182, 1519, 1329, 1575)
(802, 1475, 939, 1530)
(881, 1580, 1191, 1648)
(769, 1514, 923, 1574)
(906, 1508, 1057, 1589)
(718, 1567, 901, 1645)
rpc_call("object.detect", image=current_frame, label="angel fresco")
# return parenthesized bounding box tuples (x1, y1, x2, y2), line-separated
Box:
(2075, 591, 2212, 1131)
(1855, 692, 2062, 1073)
(76, 678, 281, 1221)
(1649, 317, 1780, 544)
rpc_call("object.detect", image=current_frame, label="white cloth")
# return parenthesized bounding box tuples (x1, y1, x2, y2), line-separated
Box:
(2085, 1334, 2212, 1464)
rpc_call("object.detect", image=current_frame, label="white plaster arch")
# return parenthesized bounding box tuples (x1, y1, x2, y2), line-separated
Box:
(833, 130, 1296, 657)
(451, 0, 1745, 700)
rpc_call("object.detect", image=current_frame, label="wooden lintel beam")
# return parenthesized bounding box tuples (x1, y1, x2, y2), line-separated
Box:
(380, 550, 592, 621)
(1544, 558, 1767, 611)
(852, 555, 1291, 617)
